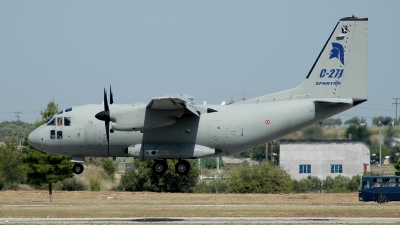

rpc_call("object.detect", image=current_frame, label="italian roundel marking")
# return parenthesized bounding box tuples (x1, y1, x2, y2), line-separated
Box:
(265, 120, 270, 125)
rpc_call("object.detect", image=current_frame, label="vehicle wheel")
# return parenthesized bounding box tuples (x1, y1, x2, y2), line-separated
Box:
(377, 194, 387, 204)
(72, 163, 84, 174)
(175, 160, 191, 175)
(152, 160, 168, 175)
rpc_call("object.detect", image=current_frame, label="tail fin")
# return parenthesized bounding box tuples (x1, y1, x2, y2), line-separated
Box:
(301, 16, 368, 101)
(239, 16, 368, 104)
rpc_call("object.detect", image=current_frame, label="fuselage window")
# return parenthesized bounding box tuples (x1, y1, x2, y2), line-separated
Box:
(64, 117, 71, 126)
(65, 107, 72, 112)
(47, 118, 56, 126)
(50, 130, 55, 139)
(57, 131, 62, 139)
(57, 117, 63, 126)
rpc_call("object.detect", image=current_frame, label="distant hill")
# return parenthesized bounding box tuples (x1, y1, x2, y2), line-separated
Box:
(0, 121, 35, 143)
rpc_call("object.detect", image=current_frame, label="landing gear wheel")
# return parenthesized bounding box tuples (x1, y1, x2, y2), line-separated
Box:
(377, 194, 387, 204)
(72, 163, 84, 174)
(152, 160, 168, 175)
(175, 160, 190, 175)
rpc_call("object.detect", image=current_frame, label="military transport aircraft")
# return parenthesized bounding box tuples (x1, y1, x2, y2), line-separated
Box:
(28, 16, 368, 175)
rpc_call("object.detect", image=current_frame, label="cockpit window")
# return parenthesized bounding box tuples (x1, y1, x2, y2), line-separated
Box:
(64, 117, 71, 126)
(47, 118, 55, 126)
(65, 107, 72, 112)
(57, 110, 63, 115)
(57, 117, 63, 126)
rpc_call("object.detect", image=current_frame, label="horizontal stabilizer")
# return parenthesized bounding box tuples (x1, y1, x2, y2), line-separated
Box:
(315, 98, 353, 105)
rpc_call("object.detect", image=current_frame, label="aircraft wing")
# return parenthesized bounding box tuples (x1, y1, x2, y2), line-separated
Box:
(147, 93, 199, 116)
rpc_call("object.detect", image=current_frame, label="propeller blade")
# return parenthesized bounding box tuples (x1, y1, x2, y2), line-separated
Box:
(100, 87, 111, 156)
(104, 88, 109, 113)
(105, 120, 110, 156)
(110, 85, 114, 105)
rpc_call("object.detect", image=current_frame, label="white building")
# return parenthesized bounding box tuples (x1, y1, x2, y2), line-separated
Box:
(280, 141, 370, 180)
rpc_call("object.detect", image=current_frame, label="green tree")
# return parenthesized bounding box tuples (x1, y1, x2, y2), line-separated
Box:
(24, 99, 73, 189)
(0, 121, 35, 143)
(229, 161, 293, 193)
(302, 124, 324, 140)
(344, 117, 366, 126)
(394, 160, 400, 175)
(322, 117, 342, 128)
(0, 139, 27, 190)
(24, 148, 73, 189)
(293, 175, 322, 193)
(345, 125, 371, 143)
(35, 98, 59, 127)
(233, 150, 251, 158)
(384, 125, 397, 146)
(102, 158, 116, 178)
(119, 159, 199, 192)
(372, 116, 393, 126)
(251, 142, 280, 164)
(323, 175, 356, 193)
(201, 157, 225, 169)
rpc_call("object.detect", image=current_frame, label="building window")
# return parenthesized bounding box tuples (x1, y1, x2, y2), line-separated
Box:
(299, 164, 311, 174)
(331, 164, 343, 173)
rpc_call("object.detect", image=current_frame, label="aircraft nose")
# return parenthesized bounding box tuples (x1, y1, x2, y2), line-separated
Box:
(28, 130, 41, 149)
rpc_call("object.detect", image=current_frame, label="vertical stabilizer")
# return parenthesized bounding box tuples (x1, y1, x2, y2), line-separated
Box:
(301, 16, 368, 101)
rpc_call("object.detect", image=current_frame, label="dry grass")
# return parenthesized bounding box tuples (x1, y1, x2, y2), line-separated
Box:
(1, 191, 400, 218)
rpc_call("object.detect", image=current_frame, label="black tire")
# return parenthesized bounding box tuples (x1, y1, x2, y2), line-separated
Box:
(377, 194, 387, 204)
(175, 160, 191, 175)
(152, 160, 168, 175)
(72, 163, 84, 174)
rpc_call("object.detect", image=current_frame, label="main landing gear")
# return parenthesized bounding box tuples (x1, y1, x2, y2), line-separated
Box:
(152, 159, 191, 175)
(72, 163, 84, 174)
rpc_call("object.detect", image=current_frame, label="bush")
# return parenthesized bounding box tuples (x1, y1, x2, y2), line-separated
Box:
(0, 146, 27, 190)
(118, 159, 200, 193)
(323, 175, 351, 193)
(60, 177, 87, 191)
(119, 170, 139, 191)
(229, 161, 293, 193)
(201, 157, 224, 169)
(193, 179, 230, 193)
(102, 158, 116, 178)
(90, 176, 101, 191)
(293, 175, 323, 193)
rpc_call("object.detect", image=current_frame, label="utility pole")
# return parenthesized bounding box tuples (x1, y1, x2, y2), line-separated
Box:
(393, 98, 400, 124)
(270, 141, 274, 164)
(15, 111, 21, 122)
(379, 129, 382, 175)
(216, 157, 220, 179)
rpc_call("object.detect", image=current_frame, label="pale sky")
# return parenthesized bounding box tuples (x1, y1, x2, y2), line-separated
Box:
(1, 1, 399, 124)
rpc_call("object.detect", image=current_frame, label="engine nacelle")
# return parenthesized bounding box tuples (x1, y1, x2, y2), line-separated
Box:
(110, 104, 185, 131)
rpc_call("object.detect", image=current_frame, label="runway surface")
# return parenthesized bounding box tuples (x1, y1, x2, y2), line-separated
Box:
(1, 217, 400, 224)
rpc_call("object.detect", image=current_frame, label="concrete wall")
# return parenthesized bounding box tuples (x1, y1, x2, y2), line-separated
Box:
(280, 141, 370, 180)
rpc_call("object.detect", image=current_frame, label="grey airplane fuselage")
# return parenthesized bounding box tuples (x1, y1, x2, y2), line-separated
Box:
(32, 99, 351, 159)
